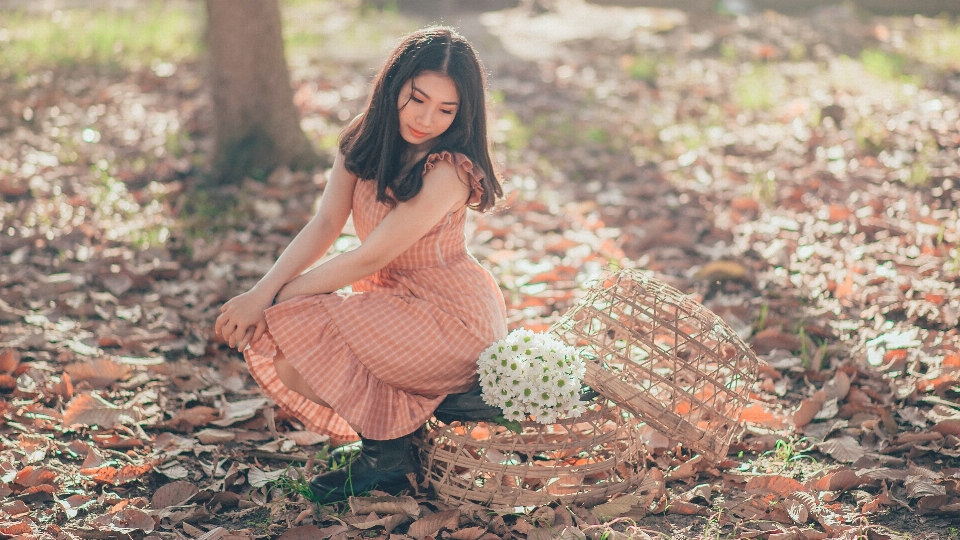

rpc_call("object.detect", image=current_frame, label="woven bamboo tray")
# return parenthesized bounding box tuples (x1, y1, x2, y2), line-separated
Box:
(415, 394, 643, 508)
(551, 269, 761, 462)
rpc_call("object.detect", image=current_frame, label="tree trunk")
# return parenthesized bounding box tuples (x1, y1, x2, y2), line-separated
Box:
(205, 0, 319, 185)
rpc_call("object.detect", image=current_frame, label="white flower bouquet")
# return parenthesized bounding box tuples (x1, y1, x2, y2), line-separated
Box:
(477, 329, 587, 425)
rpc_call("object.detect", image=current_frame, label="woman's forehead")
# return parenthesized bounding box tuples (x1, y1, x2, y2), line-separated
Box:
(407, 71, 459, 102)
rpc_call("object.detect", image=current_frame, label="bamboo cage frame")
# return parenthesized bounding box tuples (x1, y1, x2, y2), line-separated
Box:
(551, 269, 761, 462)
(417, 268, 760, 506)
(415, 395, 643, 508)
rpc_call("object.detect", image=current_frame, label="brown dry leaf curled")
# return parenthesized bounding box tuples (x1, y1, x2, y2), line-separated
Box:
(81, 461, 157, 486)
(276, 526, 323, 540)
(14, 466, 58, 488)
(0, 348, 20, 374)
(194, 428, 236, 445)
(63, 358, 132, 388)
(817, 436, 865, 463)
(591, 493, 642, 521)
(62, 392, 142, 429)
(162, 406, 220, 432)
(745, 474, 808, 497)
(793, 398, 824, 428)
(407, 509, 460, 540)
(348, 495, 420, 518)
(90, 507, 155, 533)
(151, 480, 199, 509)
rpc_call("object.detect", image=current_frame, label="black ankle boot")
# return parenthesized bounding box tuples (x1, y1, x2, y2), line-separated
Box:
(309, 433, 415, 504)
(433, 383, 501, 424)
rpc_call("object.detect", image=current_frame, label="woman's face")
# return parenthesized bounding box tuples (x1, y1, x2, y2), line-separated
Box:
(397, 71, 459, 149)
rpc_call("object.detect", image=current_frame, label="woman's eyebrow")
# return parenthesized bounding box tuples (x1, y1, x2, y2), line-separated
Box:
(411, 84, 459, 106)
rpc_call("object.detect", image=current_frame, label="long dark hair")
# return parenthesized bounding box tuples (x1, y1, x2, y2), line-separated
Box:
(339, 26, 502, 212)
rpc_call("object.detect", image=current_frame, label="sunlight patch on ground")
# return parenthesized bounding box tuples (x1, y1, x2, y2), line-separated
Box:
(479, 0, 687, 61)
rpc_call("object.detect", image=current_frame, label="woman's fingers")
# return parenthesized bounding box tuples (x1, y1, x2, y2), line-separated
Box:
(251, 321, 267, 346)
(237, 326, 259, 352)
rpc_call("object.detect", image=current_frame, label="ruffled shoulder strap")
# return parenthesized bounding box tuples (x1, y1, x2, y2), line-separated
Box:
(423, 151, 484, 207)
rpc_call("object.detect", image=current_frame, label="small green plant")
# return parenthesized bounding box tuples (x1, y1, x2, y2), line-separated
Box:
(267, 466, 321, 503)
(750, 170, 778, 205)
(732, 65, 783, 111)
(762, 437, 817, 472)
(860, 49, 923, 86)
(175, 186, 241, 241)
(622, 54, 658, 84)
(756, 304, 769, 331)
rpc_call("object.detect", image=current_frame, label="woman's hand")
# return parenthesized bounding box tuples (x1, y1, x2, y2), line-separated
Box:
(215, 287, 275, 352)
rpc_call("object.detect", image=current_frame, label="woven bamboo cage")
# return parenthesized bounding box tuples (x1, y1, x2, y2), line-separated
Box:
(415, 394, 644, 508)
(551, 268, 761, 462)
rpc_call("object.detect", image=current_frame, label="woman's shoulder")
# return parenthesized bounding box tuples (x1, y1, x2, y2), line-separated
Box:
(423, 150, 484, 205)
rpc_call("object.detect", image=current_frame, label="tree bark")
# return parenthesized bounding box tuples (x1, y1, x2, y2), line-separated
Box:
(205, 0, 319, 185)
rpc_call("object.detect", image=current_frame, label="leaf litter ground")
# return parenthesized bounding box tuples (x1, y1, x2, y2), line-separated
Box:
(1, 2, 959, 539)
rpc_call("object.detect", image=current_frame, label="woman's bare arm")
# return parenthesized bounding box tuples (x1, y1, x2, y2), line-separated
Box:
(274, 158, 469, 301)
(215, 151, 357, 349)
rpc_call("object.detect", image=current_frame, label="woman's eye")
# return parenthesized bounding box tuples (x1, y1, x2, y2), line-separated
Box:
(441, 109, 454, 115)
(411, 96, 424, 103)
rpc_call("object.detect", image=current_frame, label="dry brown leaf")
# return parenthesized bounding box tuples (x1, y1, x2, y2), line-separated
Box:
(591, 493, 642, 521)
(162, 406, 219, 432)
(348, 495, 420, 518)
(407, 509, 460, 540)
(449, 526, 487, 540)
(740, 403, 789, 429)
(14, 466, 58, 488)
(209, 397, 270, 427)
(63, 358, 132, 388)
(931, 418, 960, 437)
(151, 480, 199, 509)
(285, 430, 330, 446)
(905, 476, 946, 498)
(81, 461, 157, 486)
(745, 475, 808, 497)
(817, 436, 864, 463)
(814, 469, 860, 492)
(0, 521, 35, 536)
(529, 527, 588, 540)
(784, 498, 809, 524)
(823, 371, 851, 401)
(0, 373, 16, 392)
(0, 348, 20, 374)
(20, 483, 55, 502)
(195, 428, 236, 445)
(792, 398, 823, 428)
(665, 454, 708, 481)
(276, 526, 323, 540)
(751, 327, 802, 354)
(666, 500, 707, 515)
(62, 392, 142, 428)
(90, 507, 155, 532)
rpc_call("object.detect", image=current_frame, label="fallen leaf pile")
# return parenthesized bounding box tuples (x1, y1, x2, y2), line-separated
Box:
(1, 2, 959, 538)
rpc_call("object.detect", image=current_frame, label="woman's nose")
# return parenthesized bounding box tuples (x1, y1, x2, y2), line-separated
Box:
(417, 108, 433, 126)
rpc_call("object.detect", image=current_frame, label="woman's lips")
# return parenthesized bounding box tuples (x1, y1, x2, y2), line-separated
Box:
(409, 127, 427, 138)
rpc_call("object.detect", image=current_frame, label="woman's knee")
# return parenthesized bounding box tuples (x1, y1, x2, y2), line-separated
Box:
(273, 355, 331, 408)
(273, 356, 298, 387)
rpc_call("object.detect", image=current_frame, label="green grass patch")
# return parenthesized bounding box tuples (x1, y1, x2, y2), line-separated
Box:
(860, 49, 923, 86)
(281, 0, 417, 69)
(732, 65, 785, 112)
(0, 2, 201, 76)
(621, 54, 658, 84)
(911, 17, 960, 71)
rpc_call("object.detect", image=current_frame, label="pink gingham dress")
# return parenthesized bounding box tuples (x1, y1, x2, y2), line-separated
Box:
(244, 151, 507, 441)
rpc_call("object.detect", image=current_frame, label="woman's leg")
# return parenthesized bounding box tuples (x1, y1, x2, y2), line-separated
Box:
(273, 353, 332, 409)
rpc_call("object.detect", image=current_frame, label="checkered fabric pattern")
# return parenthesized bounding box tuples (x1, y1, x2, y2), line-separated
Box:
(245, 152, 507, 441)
